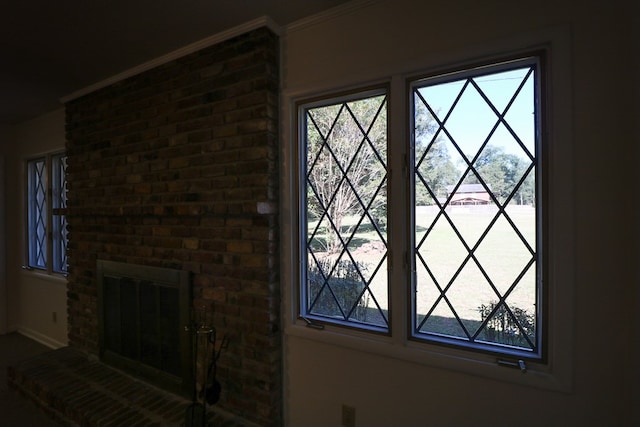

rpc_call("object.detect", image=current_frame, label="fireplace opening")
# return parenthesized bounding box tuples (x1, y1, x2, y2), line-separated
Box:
(97, 260, 193, 397)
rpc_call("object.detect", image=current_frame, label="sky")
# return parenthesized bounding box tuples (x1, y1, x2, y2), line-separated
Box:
(415, 66, 536, 161)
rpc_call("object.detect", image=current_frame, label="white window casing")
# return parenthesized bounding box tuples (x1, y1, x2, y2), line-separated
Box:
(282, 26, 573, 392)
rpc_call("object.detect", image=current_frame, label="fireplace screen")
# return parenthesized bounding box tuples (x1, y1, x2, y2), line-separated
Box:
(97, 260, 192, 397)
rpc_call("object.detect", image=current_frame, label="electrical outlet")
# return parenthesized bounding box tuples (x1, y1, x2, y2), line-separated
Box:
(52, 312, 57, 323)
(342, 404, 355, 427)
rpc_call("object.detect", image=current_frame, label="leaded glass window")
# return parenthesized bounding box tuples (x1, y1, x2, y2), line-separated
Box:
(27, 158, 47, 269)
(299, 88, 389, 332)
(26, 152, 68, 274)
(52, 153, 68, 273)
(410, 57, 542, 357)
(296, 55, 546, 360)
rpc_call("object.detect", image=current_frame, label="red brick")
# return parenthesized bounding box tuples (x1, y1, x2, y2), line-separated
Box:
(65, 27, 281, 427)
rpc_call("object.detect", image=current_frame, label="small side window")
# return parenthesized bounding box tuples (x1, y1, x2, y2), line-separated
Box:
(26, 152, 68, 274)
(27, 157, 47, 269)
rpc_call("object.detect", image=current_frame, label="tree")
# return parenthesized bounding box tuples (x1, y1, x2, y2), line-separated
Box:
(306, 95, 387, 254)
(414, 101, 458, 204)
(415, 139, 459, 204)
(464, 145, 533, 205)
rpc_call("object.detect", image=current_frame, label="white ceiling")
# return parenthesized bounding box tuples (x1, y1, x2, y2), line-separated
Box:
(0, 0, 351, 125)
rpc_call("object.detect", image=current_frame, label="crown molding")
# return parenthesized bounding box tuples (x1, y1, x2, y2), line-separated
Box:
(61, 16, 281, 103)
(286, 0, 380, 33)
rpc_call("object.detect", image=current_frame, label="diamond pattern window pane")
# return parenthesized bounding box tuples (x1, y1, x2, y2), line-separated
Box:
(26, 153, 68, 274)
(412, 59, 541, 354)
(28, 158, 47, 269)
(52, 154, 68, 273)
(302, 90, 389, 330)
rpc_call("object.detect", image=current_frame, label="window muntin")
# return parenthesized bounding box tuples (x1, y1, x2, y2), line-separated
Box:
(295, 56, 545, 360)
(299, 88, 389, 332)
(410, 57, 542, 358)
(26, 152, 68, 274)
(27, 158, 47, 269)
(51, 153, 68, 274)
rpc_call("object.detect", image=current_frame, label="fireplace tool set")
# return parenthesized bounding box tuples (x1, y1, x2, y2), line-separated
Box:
(185, 308, 229, 427)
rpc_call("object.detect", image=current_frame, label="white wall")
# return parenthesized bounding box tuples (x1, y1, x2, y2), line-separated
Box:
(2, 108, 68, 348)
(281, 0, 636, 425)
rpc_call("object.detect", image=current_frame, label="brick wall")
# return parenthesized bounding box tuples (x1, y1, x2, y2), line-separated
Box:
(64, 27, 281, 426)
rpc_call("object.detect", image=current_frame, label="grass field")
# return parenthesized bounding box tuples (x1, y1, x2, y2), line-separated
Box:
(415, 205, 535, 308)
(309, 205, 537, 339)
(414, 205, 536, 339)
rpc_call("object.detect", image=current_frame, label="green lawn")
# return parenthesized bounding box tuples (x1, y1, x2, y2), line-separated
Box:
(308, 205, 537, 341)
(414, 205, 536, 323)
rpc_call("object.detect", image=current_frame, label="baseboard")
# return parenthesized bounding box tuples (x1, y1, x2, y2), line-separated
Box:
(17, 327, 67, 349)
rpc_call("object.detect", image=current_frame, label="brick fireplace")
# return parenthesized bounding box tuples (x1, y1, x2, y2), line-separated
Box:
(63, 26, 281, 426)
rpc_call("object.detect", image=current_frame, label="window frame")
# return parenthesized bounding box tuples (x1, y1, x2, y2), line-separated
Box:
(25, 151, 68, 275)
(407, 55, 546, 362)
(284, 31, 573, 392)
(296, 85, 391, 334)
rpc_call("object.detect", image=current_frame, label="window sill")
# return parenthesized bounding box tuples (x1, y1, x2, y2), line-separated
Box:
(284, 320, 572, 393)
(20, 268, 68, 285)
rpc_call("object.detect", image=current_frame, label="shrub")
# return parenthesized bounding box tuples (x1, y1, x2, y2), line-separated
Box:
(307, 258, 370, 322)
(478, 300, 535, 348)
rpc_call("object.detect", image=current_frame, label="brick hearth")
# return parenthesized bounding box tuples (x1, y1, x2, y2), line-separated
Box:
(8, 347, 252, 426)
